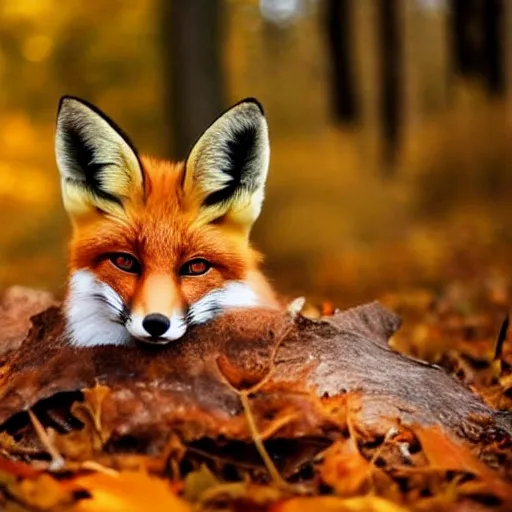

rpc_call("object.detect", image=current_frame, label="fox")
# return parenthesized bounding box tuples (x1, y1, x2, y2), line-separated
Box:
(55, 96, 280, 347)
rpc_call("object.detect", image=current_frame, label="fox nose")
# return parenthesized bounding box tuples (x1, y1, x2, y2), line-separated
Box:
(142, 313, 170, 338)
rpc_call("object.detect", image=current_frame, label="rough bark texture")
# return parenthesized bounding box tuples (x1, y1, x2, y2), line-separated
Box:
(0, 287, 509, 457)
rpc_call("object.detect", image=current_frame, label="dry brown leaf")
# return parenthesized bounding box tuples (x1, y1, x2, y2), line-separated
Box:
(477, 383, 512, 410)
(499, 373, 512, 404)
(48, 384, 112, 462)
(0, 432, 31, 457)
(78, 383, 111, 439)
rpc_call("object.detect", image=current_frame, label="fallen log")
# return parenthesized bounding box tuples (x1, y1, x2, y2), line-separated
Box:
(0, 286, 509, 462)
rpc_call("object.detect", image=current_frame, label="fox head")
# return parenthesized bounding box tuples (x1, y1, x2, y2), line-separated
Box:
(55, 96, 277, 347)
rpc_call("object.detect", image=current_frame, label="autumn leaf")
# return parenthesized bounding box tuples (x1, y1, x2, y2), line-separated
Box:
(0, 456, 41, 480)
(413, 425, 512, 503)
(182, 464, 220, 502)
(320, 439, 372, 496)
(199, 481, 286, 510)
(69, 471, 190, 512)
(271, 496, 409, 512)
(7, 473, 75, 511)
(74, 383, 111, 444)
(48, 384, 112, 462)
(413, 425, 494, 475)
(499, 372, 512, 408)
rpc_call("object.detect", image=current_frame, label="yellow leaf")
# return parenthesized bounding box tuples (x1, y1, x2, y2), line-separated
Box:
(70, 471, 190, 512)
(9, 473, 74, 510)
(182, 464, 219, 502)
(77, 383, 111, 440)
(271, 496, 409, 512)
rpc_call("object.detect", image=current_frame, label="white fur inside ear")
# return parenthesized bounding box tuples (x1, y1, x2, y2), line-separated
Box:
(183, 100, 270, 230)
(65, 270, 131, 347)
(55, 97, 143, 217)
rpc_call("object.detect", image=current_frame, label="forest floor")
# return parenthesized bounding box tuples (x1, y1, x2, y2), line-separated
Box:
(0, 227, 511, 512)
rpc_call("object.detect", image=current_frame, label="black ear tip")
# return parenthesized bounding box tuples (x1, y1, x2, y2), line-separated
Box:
(58, 95, 72, 113)
(235, 97, 265, 116)
(57, 95, 85, 116)
(57, 95, 100, 116)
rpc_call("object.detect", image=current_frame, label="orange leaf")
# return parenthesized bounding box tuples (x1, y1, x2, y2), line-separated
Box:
(413, 425, 492, 475)
(8, 473, 75, 510)
(0, 452, 41, 479)
(76, 382, 111, 440)
(320, 439, 372, 496)
(69, 471, 191, 512)
(271, 496, 409, 512)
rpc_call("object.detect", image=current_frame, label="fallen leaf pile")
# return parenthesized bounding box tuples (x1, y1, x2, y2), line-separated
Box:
(0, 285, 510, 511)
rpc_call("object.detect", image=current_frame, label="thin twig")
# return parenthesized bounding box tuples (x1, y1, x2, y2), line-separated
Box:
(28, 410, 64, 471)
(215, 319, 309, 493)
(239, 391, 291, 490)
(259, 412, 300, 441)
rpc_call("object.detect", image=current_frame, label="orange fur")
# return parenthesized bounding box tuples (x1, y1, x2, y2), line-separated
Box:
(68, 156, 278, 316)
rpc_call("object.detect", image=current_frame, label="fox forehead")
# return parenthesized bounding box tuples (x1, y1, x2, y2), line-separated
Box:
(69, 156, 254, 272)
(137, 156, 184, 215)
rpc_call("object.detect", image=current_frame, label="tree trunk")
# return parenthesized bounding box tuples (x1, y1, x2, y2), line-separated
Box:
(377, 0, 402, 171)
(450, 0, 505, 96)
(323, 0, 359, 125)
(159, 0, 226, 160)
(483, 0, 505, 96)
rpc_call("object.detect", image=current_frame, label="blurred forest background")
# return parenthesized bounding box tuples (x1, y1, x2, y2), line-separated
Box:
(0, 0, 511, 307)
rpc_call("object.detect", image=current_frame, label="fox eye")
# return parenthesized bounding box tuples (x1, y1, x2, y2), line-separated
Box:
(109, 253, 140, 274)
(180, 258, 211, 276)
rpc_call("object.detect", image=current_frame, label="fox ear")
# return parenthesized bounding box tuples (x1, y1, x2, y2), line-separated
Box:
(55, 96, 144, 219)
(182, 98, 270, 234)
